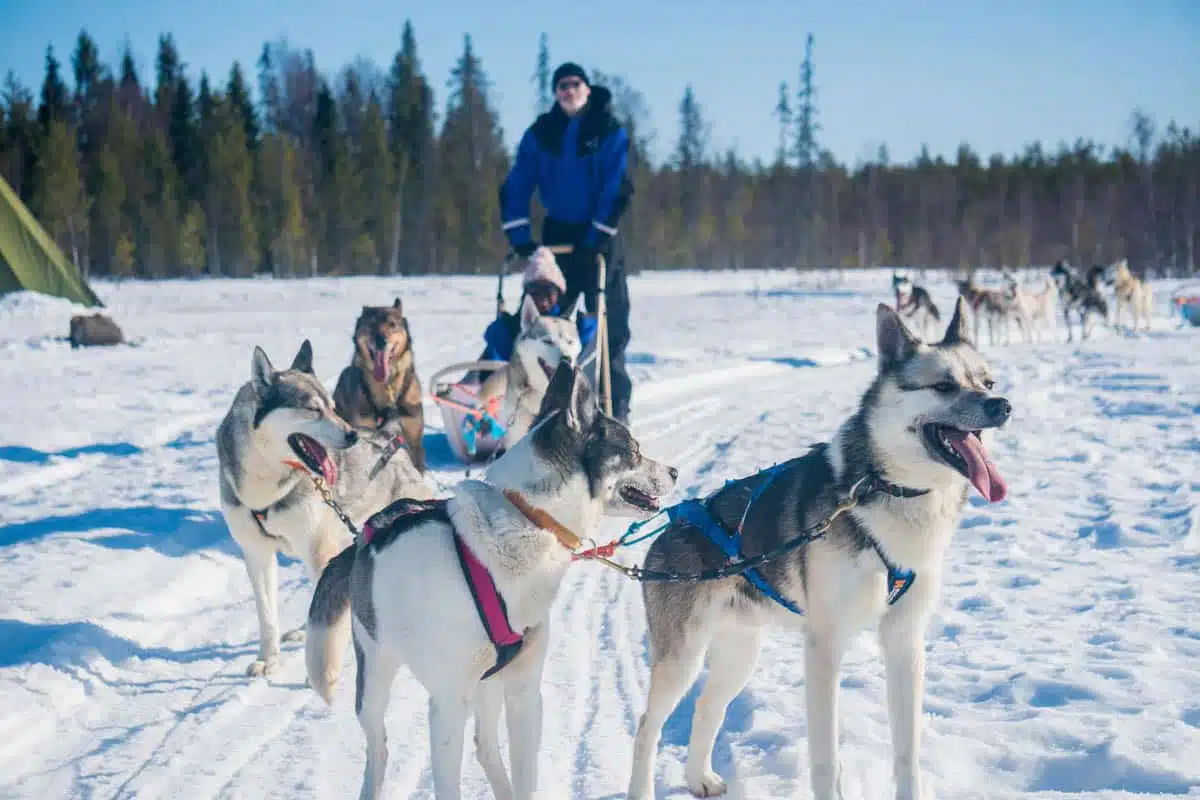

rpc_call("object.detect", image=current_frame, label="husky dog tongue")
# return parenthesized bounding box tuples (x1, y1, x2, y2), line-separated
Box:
(288, 433, 339, 486)
(944, 429, 1007, 502)
(372, 348, 389, 383)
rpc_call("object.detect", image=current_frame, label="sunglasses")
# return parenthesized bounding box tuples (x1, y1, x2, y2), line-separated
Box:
(556, 79, 583, 92)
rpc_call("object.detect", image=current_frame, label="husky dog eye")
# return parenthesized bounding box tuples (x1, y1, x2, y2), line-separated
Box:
(982, 378, 995, 391)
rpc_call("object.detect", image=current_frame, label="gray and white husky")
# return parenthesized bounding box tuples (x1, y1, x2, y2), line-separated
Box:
(216, 340, 431, 677)
(627, 298, 1013, 800)
(304, 359, 677, 800)
(501, 293, 584, 446)
(892, 271, 942, 341)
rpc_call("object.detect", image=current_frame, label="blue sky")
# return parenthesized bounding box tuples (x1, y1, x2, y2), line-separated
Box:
(2, 0, 1197, 167)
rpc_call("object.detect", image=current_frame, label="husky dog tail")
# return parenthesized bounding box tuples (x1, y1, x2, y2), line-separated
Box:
(305, 544, 355, 704)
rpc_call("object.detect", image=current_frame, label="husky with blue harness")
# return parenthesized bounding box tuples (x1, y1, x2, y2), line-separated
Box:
(626, 297, 1014, 800)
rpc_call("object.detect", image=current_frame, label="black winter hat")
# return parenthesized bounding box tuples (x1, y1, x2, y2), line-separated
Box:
(552, 62, 590, 89)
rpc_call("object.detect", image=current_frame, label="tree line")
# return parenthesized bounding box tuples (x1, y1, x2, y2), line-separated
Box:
(1, 26, 1196, 280)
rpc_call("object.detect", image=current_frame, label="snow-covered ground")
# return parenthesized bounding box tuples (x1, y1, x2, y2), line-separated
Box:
(0, 267, 1197, 799)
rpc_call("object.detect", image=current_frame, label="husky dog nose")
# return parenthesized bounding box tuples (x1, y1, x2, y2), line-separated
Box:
(345, 430, 359, 446)
(984, 397, 1012, 422)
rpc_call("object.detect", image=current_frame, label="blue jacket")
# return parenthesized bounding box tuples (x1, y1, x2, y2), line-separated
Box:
(500, 86, 633, 250)
(483, 308, 598, 362)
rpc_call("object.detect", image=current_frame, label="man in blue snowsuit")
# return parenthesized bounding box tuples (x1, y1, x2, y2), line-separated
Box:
(499, 62, 634, 423)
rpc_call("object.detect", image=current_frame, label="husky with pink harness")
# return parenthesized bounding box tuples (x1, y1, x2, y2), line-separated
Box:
(304, 359, 677, 800)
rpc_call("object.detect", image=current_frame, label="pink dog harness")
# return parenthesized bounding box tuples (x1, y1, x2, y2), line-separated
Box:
(360, 497, 524, 679)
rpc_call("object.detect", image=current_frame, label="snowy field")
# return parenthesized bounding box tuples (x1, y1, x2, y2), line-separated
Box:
(0, 266, 1197, 799)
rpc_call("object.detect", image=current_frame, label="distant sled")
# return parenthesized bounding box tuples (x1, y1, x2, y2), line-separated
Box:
(1171, 284, 1200, 327)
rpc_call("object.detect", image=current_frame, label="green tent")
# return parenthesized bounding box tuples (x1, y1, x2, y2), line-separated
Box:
(0, 173, 103, 307)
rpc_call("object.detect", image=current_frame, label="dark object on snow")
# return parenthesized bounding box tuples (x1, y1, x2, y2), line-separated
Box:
(69, 313, 124, 348)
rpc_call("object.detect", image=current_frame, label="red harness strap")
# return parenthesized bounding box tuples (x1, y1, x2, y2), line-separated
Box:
(360, 492, 582, 681)
(452, 533, 524, 679)
(361, 498, 524, 678)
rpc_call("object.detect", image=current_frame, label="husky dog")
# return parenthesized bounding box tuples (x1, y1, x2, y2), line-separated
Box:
(1049, 260, 1108, 341)
(478, 293, 584, 448)
(1006, 275, 1058, 342)
(956, 275, 1024, 346)
(216, 340, 432, 677)
(626, 298, 1013, 800)
(332, 298, 427, 472)
(1104, 258, 1153, 332)
(891, 272, 941, 341)
(305, 360, 677, 800)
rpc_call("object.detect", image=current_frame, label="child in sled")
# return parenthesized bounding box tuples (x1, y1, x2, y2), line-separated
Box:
(482, 246, 597, 362)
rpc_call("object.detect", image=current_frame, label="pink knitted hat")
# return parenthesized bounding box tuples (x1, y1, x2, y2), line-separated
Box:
(522, 247, 567, 293)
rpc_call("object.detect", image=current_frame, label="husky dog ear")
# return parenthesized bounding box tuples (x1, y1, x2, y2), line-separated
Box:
(290, 339, 314, 374)
(539, 357, 592, 431)
(876, 303, 920, 371)
(251, 346, 274, 393)
(519, 293, 541, 331)
(539, 357, 576, 418)
(392, 297, 403, 311)
(941, 296, 972, 346)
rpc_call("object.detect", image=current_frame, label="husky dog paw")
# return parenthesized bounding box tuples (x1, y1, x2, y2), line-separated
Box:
(688, 770, 727, 798)
(246, 656, 278, 677)
(282, 627, 306, 643)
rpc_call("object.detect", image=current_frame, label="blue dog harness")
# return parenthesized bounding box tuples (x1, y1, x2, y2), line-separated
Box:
(651, 455, 923, 615)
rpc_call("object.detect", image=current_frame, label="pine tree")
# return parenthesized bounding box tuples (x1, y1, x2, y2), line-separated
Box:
(674, 86, 712, 266)
(439, 35, 508, 271)
(386, 21, 435, 273)
(139, 126, 181, 276)
(2, 73, 37, 201)
(202, 94, 257, 275)
(87, 96, 128, 276)
(794, 33, 820, 266)
(115, 40, 143, 123)
(34, 118, 89, 270)
(70, 30, 103, 139)
(313, 77, 359, 272)
(258, 132, 307, 275)
(359, 90, 394, 272)
(534, 34, 551, 114)
(38, 46, 70, 130)
(793, 35, 819, 170)
(227, 61, 258, 152)
(772, 81, 791, 165)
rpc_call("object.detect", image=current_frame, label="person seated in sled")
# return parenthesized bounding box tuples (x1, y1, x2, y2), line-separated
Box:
(482, 246, 597, 362)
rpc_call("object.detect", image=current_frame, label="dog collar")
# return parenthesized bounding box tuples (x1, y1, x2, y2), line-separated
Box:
(867, 473, 930, 499)
(502, 489, 583, 551)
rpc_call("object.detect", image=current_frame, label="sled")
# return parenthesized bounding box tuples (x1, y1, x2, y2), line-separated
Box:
(428, 359, 511, 465)
(428, 243, 613, 467)
(1171, 284, 1200, 327)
